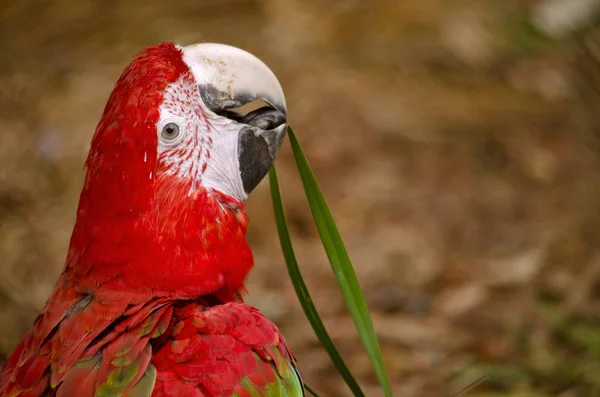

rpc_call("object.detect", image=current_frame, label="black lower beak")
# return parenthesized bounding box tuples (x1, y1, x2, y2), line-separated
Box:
(238, 108, 287, 194)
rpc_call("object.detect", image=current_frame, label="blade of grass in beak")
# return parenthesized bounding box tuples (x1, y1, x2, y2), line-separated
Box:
(286, 126, 393, 397)
(269, 166, 366, 397)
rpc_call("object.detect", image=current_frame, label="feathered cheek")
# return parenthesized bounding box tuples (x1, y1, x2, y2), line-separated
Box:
(156, 143, 210, 190)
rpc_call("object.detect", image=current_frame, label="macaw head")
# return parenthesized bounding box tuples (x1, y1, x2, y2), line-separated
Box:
(86, 42, 286, 207)
(69, 43, 287, 300)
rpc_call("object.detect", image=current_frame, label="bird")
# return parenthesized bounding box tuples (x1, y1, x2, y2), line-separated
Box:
(0, 41, 303, 397)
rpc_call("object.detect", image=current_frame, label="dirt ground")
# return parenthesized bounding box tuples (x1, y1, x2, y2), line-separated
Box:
(1, 0, 600, 396)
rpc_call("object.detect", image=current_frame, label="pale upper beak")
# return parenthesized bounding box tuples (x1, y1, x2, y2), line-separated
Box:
(181, 43, 286, 115)
(181, 43, 287, 194)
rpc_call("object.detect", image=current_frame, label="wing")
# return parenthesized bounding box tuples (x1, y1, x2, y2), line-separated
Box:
(54, 299, 173, 397)
(151, 302, 304, 397)
(0, 281, 173, 397)
(1, 289, 302, 397)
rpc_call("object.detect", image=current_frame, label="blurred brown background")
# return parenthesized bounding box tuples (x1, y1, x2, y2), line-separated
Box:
(2, 0, 600, 396)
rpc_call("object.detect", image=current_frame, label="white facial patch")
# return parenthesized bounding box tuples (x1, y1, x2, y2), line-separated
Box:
(156, 76, 248, 201)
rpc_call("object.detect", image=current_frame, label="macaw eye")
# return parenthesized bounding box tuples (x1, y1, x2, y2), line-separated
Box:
(161, 123, 180, 141)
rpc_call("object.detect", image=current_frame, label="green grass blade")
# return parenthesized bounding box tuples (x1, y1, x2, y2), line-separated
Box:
(287, 126, 393, 397)
(268, 166, 366, 397)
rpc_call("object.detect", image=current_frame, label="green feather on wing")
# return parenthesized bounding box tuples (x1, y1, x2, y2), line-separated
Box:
(233, 348, 304, 397)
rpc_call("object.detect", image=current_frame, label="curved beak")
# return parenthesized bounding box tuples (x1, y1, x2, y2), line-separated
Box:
(181, 43, 287, 194)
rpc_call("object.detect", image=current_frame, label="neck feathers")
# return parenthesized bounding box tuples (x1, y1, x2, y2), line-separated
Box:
(62, 43, 253, 302)
(66, 175, 253, 303)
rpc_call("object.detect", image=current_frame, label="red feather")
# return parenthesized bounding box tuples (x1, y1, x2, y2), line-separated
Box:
(152, 302, 296, 397)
